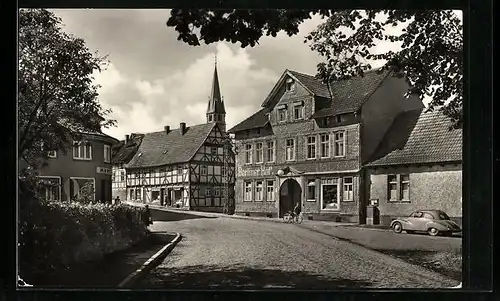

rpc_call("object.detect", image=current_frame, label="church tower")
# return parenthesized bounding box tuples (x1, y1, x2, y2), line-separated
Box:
(206, 56, 226, 133)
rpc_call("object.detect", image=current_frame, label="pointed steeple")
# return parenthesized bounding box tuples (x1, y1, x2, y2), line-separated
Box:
(207, 55, 226, 114)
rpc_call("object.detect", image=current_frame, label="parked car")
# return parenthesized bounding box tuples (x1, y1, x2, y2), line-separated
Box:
(390, 210, 461, 236)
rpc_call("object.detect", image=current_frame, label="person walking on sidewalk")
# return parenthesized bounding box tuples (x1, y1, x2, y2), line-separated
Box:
(142, 205, 153, 227)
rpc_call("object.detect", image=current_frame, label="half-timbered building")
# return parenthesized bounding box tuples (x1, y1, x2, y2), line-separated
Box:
(111, 133, 144, 201)
(123, 62, 236, 213)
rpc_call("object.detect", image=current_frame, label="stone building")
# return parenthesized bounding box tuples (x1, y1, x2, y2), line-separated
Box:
(34, 131, 119, 202)
(122, 63, 236, 213)
(364, 109, 462, 226)
(228, 69, 424, 222)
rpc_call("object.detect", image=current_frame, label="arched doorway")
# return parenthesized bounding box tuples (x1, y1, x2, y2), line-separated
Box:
(279, 178, 302, 218)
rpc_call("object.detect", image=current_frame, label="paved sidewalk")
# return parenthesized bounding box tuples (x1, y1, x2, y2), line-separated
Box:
(23, 232, 176, 288)
(125, 201, 355, 227)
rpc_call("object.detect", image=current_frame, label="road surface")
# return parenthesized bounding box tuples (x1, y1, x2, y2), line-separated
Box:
(137, 210, 460, 289)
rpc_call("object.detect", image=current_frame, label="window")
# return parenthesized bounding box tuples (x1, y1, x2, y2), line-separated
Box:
(307, 136, 316, 159)
(120, 170, 125, 182)
(214, 187, 220, 197)
(37, 177, 61, 201)
(412, 211, 423, 218)
(307, 179, 316, 201)
(130, 189, 134, 200)
(286, 78, 295, 91)
(255, 181, 263, 201)
(423, 212, 434, 220)
(221, 166, 226, 176)
(286, 139, 295, 161)
(343, 177, 353, 201)
(266, 141, 275, 162)
(336, 115, 342, 123)
(256, 143, 263, 163)
(201, 165, 207, 175)
(135, 189, 141, 200)
(177, 166, 183, 174)
(103, 144, 111, 163)
(320, 134, 330, 158)
(321, 178, 339, 210)
(278, 108, 287, 122)
(206, 187, 212, 196)
(293, 105, 304, 120)
(400, 174, 410, 200)
(388, 175, 397, 200)
(69, 177, 95, 201)
(48, 150, 57, 158)
(334, 132, 345, 157)
(266, 180, 275, 201)
(73, 141, 92, 160)
(245, 144, 253, 164)
(211, 147, 217, 155)
(244, 181, 252, 201)
(208, 115, 213, 122)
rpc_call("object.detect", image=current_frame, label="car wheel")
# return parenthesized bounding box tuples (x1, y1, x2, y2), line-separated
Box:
(428, 227, 439, 236)
(392, 222, 403, 234)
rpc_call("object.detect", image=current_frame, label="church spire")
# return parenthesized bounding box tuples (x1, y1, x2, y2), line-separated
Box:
(207, 55, 226, 132)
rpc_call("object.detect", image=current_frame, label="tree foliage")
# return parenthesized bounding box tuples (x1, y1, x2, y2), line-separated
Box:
(167, 9, 463, 128)
(19, 9, 116, 169)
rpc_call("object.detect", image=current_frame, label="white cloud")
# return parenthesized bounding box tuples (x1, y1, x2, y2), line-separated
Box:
(100, 42, 278, 139)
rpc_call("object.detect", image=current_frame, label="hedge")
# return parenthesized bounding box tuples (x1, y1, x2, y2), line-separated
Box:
(19, 196, 149, 281)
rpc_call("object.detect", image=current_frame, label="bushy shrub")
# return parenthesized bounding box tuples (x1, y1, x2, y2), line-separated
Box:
(19, 192, 148, 280)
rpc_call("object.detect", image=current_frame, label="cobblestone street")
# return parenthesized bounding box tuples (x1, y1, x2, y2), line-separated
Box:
(136, 210, 460, 289)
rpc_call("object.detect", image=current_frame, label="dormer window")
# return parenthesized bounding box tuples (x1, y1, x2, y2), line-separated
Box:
(277, 104, 288, 123)
(286, 78, 295, 92)
(293, 101, 304, 120)
(208, 115, 213, 122)
(336, 115, 342, 123)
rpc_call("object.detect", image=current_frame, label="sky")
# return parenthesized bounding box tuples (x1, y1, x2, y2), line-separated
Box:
(51, 9, 461, 141)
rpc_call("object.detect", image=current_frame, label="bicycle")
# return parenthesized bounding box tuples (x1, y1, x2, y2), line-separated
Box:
(282, 211, 303, 224)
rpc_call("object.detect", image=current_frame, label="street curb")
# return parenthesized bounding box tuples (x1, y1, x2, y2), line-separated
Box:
(117, 232, 182, 288)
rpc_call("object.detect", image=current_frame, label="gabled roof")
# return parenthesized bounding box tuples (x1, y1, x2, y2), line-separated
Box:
(366, 109, 462, 167)
(126, 123, 216, 169)
(261, 69, 319, 107)
(227, 107, 272, 133)
(287, 70, 332, 98)
(111, 133, 144, 165)
(311, 69, 390, 118)
(230, 68, 391, 133)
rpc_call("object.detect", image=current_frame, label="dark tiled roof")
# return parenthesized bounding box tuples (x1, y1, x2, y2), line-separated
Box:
(231, 68, 390, 132)
(126, 123, 216, 168)
(228, 107, 271, 133)
(112, 133, 144, 164)
(311, 69, 390, 118)
(288, 70, 332, 98)
(366, 109, 462, 166)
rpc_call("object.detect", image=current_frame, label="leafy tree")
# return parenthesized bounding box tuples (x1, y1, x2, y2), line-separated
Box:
(167, 9, 463, 128)
(18, 9, 116, 171)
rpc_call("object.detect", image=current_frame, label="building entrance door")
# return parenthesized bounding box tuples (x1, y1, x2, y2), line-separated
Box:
(279, 178, 302, 218)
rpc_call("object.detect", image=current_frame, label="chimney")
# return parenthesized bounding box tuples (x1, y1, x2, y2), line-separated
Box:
(125, 134, 130, 145)
(179, 122, 186, 135)
(164, 125, 170, 134)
